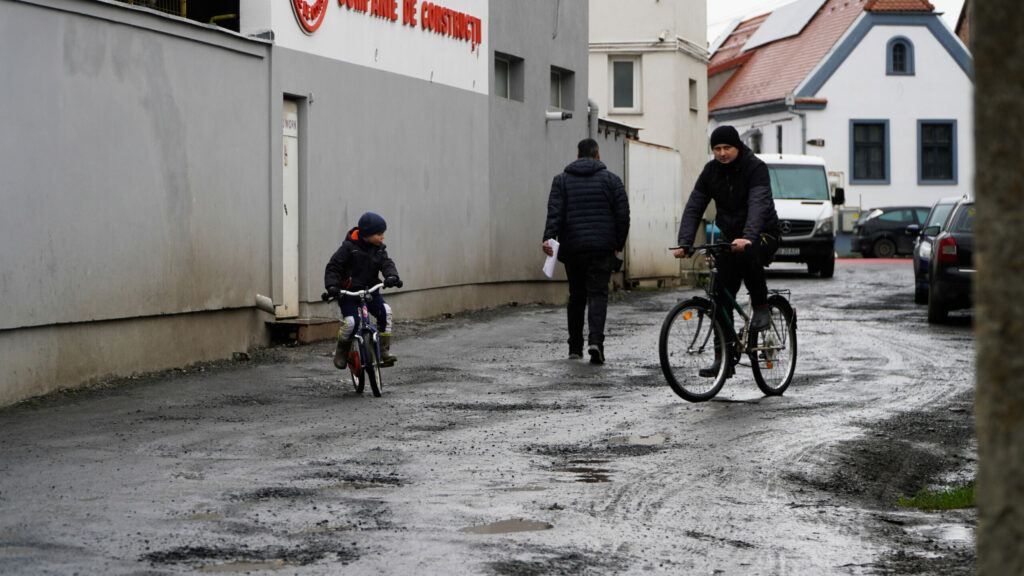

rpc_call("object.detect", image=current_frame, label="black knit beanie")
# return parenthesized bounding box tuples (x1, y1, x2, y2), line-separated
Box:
(710, 125, 743, 149)
(358, 212, 387, 237)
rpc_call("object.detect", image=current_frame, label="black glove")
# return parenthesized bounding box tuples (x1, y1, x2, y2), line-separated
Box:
(384, 276, 403, 289)
(326, 285, 341, 298)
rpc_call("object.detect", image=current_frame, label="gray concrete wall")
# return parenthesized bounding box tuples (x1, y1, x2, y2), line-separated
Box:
(0, 0, 274, 405)
(0, 0, 592, 405)
(0, 0, 273, 330)
(488, 0, 591, 282)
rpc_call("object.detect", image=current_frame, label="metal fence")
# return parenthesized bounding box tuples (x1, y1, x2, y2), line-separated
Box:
(116, 0, 186, 18)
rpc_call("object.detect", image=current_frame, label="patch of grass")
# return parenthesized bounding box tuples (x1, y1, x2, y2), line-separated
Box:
(897, 483, 975, 511)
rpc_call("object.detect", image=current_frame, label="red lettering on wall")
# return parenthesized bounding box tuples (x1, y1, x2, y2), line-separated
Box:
(403, 0, 418, 26)
(421, 2, 482, 51)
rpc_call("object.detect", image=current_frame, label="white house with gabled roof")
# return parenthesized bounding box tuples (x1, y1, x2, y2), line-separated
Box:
(707, 0, 973, 211)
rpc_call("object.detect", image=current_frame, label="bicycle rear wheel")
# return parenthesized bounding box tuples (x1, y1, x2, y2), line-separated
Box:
(659, 298, 729, 402)
(366, 334, 383, 397)
(749, 295, 797, 396)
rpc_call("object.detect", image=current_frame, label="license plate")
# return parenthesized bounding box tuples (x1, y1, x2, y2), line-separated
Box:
(776, 247, 800, 256)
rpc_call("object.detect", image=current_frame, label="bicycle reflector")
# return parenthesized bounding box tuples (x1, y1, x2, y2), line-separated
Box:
(683, 311, 693, 321)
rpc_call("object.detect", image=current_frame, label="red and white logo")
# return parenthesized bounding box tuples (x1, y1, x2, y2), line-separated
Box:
(292, 0, 329, 34)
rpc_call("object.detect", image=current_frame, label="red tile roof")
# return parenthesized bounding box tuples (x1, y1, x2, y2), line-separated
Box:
(864, 0, 935, 11)
(709, 0, 870, 113)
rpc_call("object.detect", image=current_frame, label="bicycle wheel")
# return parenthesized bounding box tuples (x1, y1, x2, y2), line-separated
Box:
(748, 295, 797, 396)
(365, 334, 383, 397)
(350, 337, 365, 393)
(659, 298, 729, 402)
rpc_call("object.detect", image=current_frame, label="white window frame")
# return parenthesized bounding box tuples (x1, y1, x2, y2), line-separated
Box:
(609, 55, 642, 114)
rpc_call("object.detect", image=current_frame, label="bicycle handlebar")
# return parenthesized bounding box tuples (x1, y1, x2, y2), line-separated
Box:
(669, 242, 745, 255)
(321, 282, 385, 302)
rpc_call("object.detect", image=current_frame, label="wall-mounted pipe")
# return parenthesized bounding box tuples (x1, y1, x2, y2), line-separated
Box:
(588, 98, 599, 139)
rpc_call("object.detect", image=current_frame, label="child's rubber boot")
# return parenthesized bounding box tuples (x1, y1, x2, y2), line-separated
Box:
(379, 333, 397, 367)
(333, 336, 353, 370)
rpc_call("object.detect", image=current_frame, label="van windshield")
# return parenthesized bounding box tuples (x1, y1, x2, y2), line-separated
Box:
(767, 165, 830, 201)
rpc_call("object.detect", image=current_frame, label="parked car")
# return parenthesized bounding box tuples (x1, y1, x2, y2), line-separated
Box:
(927, 199, 974, 323)
(850, 205, 930, 258)
(908, 196, 962, 304)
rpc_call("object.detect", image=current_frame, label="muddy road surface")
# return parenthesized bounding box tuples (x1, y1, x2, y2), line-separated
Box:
(0, 260, 976, 575)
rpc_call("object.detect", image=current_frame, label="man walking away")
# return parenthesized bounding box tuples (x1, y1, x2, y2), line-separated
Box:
(542, 138, 630, 365)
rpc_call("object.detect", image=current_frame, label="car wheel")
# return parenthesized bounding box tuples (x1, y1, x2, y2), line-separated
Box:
(872, 238, 896, 258)
(927, 282, 948, 324)
(818, 255, 835, 278)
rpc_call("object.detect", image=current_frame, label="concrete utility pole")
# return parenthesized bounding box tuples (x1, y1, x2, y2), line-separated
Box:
(974, 0, 1024, 574)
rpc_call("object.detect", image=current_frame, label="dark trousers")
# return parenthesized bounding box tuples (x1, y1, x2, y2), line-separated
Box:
(337, 294, 388, 333)
(715, 234, 779, 341)
(563, 251, 615, 351)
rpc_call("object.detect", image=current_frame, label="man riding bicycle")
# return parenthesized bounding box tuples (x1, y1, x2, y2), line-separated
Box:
(673, 125, 780, 376)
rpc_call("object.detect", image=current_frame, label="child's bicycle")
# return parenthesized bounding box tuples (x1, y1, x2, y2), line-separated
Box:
(321, 282, 387, 397)
(659, 243, 797, 402)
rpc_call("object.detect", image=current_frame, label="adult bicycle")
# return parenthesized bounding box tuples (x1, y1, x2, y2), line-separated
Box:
(322, 283, 386, 397)
(659, 243, 797, 402)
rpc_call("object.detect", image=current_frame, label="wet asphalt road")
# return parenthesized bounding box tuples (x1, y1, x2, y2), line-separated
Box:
(0, 260, 976, 575)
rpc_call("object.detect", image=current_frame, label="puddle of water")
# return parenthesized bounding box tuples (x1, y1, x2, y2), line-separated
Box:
(461, 519, 553, 535)
(200, 559, 288, 572)
(553, 465, 612, 483)
(504, 486, 546, 492)
(609, 434, 667, 446)
(0, 546, 38, 557)
(185, 512, 223, 521)
(906, 523, 974, 544)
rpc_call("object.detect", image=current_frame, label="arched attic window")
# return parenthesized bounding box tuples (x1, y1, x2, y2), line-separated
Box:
(887, 36, 915, 76)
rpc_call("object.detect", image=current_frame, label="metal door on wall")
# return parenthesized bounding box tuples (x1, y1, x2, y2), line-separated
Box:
(277, 100, 300, 318)
(625, 140, 683, 280)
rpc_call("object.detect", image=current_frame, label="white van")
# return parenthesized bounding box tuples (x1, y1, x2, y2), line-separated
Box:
(759, 154, 845, 277)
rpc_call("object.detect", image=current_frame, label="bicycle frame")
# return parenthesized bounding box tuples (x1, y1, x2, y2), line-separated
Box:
(338, 283, 384, 373)
(700, 247, 752, 355)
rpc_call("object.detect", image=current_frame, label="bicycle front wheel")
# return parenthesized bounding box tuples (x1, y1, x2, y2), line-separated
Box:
(659, 298, 729, 402)
(366, 335, 383, 397)
(749, 295, 797, 396)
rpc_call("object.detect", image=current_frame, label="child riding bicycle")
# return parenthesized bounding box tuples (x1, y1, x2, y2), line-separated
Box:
(324, 212, 402, 369)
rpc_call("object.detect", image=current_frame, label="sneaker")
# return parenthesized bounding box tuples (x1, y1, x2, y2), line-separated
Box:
(568, 352, 584, 360)
(750, 305, 771, 331)
(588, 344, 605, 365)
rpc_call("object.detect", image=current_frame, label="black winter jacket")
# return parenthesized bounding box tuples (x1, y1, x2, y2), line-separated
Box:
(324, 227, 399, 291)
(543, 157, 630, 261)
(677, 145, 779, 246)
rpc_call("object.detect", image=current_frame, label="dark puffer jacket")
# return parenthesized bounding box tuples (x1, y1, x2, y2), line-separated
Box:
(324, 227, 399, 291)
(677, 144, 779, 245)
(543, 157, 630, 261)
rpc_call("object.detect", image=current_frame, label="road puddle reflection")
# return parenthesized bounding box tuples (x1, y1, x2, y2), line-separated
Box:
(199, 559, 289, 572)
(609, 434, 667, 446)
(554, 459, 612, 483)
(461, 519, 553, 534)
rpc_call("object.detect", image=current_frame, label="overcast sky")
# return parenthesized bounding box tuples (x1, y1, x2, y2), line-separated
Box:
(707, 0, 966, 44)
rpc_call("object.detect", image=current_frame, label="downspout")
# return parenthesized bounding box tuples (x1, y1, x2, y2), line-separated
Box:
(588, 98, 599, 139)
(786, 93, 807, 154)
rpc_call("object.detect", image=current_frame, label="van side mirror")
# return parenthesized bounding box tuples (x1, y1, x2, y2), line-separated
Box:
(832, 187, 845, 206)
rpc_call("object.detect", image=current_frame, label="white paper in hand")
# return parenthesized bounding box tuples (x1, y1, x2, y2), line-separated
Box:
(542, 239, 560, 278)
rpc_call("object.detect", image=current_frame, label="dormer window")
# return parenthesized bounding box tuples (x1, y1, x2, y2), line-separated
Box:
(887, 37, 915, 76)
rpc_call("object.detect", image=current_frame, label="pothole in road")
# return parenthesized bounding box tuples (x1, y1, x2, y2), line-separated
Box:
(553, 460, 613, 483)
(609, 433, 667, 446)
(461, 519, 554, 534)
(199, 559, 288, 572)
